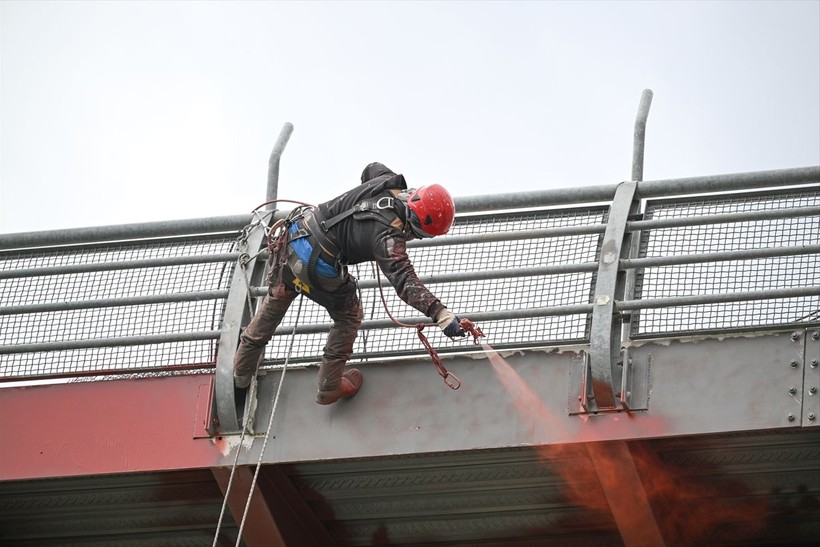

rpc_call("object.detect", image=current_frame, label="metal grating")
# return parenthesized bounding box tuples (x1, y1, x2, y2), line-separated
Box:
(0, 237, 236, 378)
(0, 469, 241, 546)
(262, 207, 606, 366)
(283, 429, 820, 546)
(632, 188, 820, 337)
(3, 180, 818, 380)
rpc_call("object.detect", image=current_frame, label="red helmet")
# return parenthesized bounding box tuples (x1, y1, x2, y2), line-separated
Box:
(406, 184, 455, 237)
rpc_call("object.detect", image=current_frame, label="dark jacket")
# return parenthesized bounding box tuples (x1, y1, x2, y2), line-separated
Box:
(314, 163, 445, 321)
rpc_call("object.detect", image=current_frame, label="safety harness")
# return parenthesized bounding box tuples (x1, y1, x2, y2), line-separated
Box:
(283, 193, 407, 296)
(320, 195, 403, 232)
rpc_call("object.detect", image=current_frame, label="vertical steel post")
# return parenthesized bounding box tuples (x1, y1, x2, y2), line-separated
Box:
(214, 124, 294, 433)
(266, 123, 294, 206)
(631, 89, 654, 183)
(622, 89, 654, 368)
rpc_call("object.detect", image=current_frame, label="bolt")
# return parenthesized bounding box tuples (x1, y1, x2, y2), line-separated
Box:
(788, 387, 797, 395)
(812, 360, 819, 369)
(792, 332, 802, 341)
(809, 413, 817, 422)
(810, 386, 817, 395)
(813, 331, 820, 341)
(790, 360, 799, 368)
(788, 413, 795, 422)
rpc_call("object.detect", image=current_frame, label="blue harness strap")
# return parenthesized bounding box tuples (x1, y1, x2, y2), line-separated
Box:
(288, 223, 338, 278)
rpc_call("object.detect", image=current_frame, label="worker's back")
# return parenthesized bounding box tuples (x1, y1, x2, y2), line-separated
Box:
(315, 162, 409, 265)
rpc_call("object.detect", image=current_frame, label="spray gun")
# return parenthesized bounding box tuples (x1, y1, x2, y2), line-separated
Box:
(459, 318, 484, 343)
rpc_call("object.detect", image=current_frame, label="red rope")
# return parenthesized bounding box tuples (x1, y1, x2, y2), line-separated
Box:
(251, 198, 316, 213)
(373, 265, 461, 390)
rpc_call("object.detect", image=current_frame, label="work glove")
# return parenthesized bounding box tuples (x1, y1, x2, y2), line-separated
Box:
(436, 309, 466, 338)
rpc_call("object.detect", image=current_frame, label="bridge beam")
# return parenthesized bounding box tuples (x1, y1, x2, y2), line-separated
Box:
(0, 331, 812, 481)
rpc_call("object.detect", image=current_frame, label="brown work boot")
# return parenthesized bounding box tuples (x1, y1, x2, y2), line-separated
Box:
(316, 368, 363, 405)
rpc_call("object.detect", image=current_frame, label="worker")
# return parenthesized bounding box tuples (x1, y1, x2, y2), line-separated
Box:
(233, 162, 471, 404)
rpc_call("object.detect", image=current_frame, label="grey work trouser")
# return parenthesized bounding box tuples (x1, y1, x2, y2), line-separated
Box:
(233, 265, 363, 393)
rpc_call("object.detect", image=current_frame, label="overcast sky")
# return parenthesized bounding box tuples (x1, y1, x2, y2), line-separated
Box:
(1, 0, 818, 234)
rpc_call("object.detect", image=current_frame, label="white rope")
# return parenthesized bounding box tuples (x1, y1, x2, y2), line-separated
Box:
(235, 295, 304, 546)
(211, 374, 256, 547)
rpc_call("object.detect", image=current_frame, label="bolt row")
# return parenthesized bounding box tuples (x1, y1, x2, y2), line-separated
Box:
(787, 330, 818, 424)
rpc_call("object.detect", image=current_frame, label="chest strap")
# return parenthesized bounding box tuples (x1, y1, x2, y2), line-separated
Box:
(304, 212, 344, 266)
(320, 196, 397, 232)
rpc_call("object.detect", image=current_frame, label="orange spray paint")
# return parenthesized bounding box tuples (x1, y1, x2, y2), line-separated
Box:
(482, 343, 768, 545)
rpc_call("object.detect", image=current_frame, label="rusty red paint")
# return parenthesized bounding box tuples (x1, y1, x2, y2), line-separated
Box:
(0, 375, 225, 480)
(484, 343, 769, 545)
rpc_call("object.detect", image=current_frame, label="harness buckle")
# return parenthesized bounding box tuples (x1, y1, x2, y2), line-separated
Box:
(293, 277, 311, 294)
(375, 196, 394, 210)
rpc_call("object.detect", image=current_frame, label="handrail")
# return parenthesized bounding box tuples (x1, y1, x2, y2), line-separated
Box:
(0, 215, 251, 251)
(618, 286, 820, 311)
(0, 254, 243, 279)
(0, 290, 231, 315)
(0, 331, 221, 355)
(2, 167, 816, 251)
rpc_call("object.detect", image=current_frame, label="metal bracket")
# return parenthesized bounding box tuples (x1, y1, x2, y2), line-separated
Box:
(568, 349, 650, 415)
(193, 377, 219, 438)
(586, 181, 639, 410)
(569, 90, 654, 416)
(213, 214, 275, 434)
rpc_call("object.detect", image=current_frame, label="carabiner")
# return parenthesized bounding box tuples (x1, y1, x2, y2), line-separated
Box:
(443, 371, 461, 390)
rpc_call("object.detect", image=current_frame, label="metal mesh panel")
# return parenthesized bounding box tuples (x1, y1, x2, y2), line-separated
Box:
(0, 237, 236, 378)
(2, 342, 219, 379)
(632, 188, 820, 337)
(4, 182, 818, 381)
(262, 207, 605, 365)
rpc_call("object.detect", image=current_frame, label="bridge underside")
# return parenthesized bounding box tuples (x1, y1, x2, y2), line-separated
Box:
(1, 330, 818, 546)
(1, 428, 818, 547)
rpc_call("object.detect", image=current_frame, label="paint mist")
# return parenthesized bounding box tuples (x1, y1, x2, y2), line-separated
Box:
(483, 343, 768, 545)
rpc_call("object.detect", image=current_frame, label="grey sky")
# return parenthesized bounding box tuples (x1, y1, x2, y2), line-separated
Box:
(1, 0, 818, 234)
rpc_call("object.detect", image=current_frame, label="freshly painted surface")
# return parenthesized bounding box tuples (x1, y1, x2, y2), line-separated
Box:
(0, 375, 224, 480)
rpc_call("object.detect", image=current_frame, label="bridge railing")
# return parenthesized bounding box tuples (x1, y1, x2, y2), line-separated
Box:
(1, 167, 817, 386)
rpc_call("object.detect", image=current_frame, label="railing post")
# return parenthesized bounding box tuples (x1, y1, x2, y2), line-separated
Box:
(622, 89, 653, 369)
(631, 89, 654, 182)
(587, 181, 639, 410)
(266, 123, 294, 206)
(213, 123, 293, 434)
(579, 89, 653, 413)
